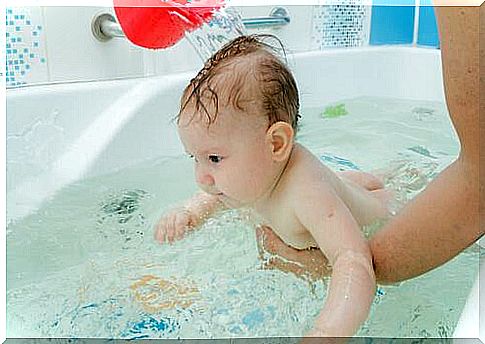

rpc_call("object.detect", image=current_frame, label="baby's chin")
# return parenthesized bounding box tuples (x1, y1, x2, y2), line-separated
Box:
(218, 194, 244, 209)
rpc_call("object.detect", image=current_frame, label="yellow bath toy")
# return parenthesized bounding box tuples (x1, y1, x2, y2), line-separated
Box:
(130, 275, 200, 313)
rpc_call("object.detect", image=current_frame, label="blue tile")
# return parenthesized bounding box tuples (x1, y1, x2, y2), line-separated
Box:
(370, 5, 415, 45)
(417, 6, 439, 47)
(372, 0, 415, 5)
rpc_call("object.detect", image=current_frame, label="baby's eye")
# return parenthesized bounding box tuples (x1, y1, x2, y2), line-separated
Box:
(187, 154, 198, 163)
(208, 155, 223, 164)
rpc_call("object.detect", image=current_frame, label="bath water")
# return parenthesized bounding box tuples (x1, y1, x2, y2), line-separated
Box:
(7, 97, 479, 339)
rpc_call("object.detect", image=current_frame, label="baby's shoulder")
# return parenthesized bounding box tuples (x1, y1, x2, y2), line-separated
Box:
(284, 144, 337, 193)
(290, 144, 334, 177)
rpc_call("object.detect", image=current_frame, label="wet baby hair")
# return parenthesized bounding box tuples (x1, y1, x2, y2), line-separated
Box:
(177, 34, 301, 131)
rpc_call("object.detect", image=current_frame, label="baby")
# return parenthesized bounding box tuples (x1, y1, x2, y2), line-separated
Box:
(154, 34, 390, 337)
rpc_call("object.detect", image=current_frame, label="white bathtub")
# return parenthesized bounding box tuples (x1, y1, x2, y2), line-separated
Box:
(6, 46, 481, 339)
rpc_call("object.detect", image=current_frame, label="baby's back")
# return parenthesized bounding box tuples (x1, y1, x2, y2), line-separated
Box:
(258, 144, 388, 250)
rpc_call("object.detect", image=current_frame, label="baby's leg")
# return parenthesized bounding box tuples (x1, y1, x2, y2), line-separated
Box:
(338, 170, 384, 191)
(338, 170, 393, 225)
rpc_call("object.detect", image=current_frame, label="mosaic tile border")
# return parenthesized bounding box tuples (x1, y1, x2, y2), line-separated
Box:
(311, 4, 371, 49)
(6, 7, 48, 88)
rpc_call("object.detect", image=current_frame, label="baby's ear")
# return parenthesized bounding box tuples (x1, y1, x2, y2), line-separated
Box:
(266, 121, 294, 162)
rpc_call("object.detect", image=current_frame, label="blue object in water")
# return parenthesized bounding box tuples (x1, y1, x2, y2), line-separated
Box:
(320, 153, 361, 171)
(242, 309, 265, 330)
(125, 315, 180, 338)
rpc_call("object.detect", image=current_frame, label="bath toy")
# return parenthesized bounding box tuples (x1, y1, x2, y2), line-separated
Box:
(114, 0, 225, 49)
(130, 275, 199, 313)
(322, 103, 348, 118)
(123, 315, 180, 338)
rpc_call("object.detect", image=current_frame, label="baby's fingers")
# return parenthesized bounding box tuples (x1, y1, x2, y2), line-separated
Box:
(154, 218, 168, 244)
(166, 214, 180, 244)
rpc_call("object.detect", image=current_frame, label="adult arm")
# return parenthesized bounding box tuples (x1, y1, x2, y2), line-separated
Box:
(370, 4, 482, 283)
(257, 4, 483, 285)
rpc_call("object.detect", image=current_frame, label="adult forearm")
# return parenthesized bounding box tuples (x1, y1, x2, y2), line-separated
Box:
(370, 4, 482, 284)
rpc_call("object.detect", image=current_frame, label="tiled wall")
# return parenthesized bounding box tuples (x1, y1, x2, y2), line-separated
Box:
(311, 4, 371, 49)
(5, 7, 49, 87)
(369, 4, 439, 47)
(416, 6, 439, 47)
(5, 4, 439, 88)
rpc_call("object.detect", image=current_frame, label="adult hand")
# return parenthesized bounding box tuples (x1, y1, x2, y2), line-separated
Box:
(256, 225, 331, 282)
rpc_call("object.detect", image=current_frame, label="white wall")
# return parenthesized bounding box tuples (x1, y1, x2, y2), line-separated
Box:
(6, 5, 371, 87)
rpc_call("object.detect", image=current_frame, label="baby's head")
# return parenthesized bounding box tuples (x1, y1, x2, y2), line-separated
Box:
(177, 35, 300, 208)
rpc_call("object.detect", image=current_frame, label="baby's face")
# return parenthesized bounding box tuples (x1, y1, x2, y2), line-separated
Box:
(178, 106, 278, 208)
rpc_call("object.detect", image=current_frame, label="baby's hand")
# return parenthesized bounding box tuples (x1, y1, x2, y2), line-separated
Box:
(154, 207, 199, 244)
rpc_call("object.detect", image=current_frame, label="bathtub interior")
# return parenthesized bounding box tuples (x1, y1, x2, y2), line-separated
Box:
(6, 47, 481, 339)
(7, 47, 445, 224)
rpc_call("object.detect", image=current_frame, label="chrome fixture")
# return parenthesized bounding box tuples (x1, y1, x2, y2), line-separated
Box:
(242, 7, 290, 29)
(92, 7, 291, 43)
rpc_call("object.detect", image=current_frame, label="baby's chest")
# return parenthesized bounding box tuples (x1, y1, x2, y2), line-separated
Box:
(263, 209, 317, 250)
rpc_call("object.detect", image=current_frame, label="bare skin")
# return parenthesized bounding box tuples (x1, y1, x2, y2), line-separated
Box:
(258, 3, 483, 284)
(154, 74, 391, 336)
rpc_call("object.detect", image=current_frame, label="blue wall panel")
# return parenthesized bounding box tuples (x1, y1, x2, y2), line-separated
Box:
(369, 6, 415, 45)
(417, 6, 439, 47)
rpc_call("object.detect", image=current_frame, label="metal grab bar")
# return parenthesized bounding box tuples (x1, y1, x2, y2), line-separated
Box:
(92, 7, 290, 42)
(242, 7, 290, 29)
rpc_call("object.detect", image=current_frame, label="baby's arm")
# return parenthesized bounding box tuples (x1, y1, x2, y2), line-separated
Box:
(293, 182, 375, 337)
(154, 192, 226, 244)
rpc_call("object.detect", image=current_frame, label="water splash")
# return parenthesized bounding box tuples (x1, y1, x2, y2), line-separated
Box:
(185, 7, 246, 61)
(7, 77, 183, 224)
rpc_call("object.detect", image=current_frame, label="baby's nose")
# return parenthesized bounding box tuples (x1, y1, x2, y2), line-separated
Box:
(195, 167, 215, 187)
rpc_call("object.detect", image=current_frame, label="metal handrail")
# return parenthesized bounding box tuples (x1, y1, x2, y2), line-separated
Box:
(92, 7, 290, 42)
(242, 7, 290, 29)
